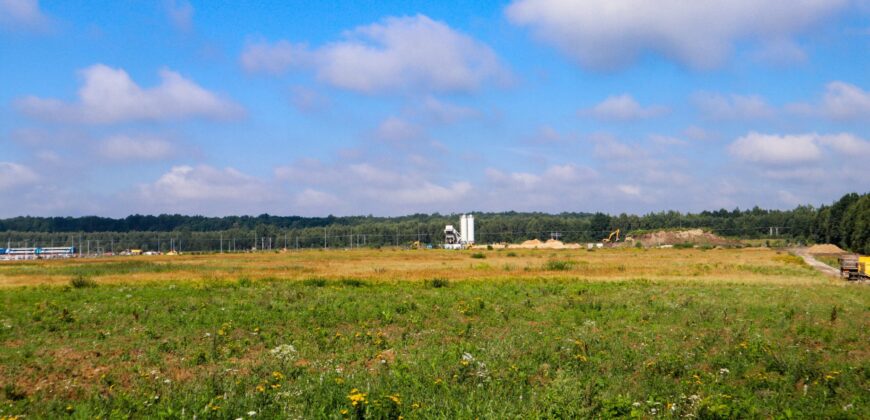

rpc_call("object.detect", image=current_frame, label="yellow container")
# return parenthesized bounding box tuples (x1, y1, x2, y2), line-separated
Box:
(860, 256, 870, 274)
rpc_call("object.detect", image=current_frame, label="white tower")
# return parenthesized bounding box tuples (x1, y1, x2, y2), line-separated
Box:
(467, 214, 475, 244)
(460, 214, 468, 243)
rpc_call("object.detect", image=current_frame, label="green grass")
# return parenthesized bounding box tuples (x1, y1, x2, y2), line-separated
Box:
(0, 276, 867, 418)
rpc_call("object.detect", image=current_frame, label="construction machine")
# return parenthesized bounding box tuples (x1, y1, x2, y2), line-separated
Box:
(602, 229, 620, 244)
(839, 254, 869, 280)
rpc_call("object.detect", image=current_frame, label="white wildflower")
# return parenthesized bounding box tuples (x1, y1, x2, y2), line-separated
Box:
(247, 411, 257, 416)
(270, 344, 298, 363)
(719, 368, 730, 375)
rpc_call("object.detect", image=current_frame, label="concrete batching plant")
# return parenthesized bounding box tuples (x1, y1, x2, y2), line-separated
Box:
(444, 214, 474, 249)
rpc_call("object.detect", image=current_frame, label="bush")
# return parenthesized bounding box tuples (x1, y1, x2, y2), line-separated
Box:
(426, 278, 450, 288)
(70, 275, 96, 288)
(470, 253, 486, 259)
(673, 242, 695, 249)
(544, 260, 574, 271)
(506, 252, 517, 257)
(486, 245, 494, 250)
(340, 278, 366, 287)
(302, 278, 327, 287)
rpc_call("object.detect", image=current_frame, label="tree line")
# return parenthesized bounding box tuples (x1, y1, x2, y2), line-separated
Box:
(0, 192, 867, 254)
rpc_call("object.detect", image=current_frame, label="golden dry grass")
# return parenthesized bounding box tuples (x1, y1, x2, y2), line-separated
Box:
(0, 247, 831, 287)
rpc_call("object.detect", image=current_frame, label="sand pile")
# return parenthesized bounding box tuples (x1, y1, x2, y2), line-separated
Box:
(635, 229, 733, 247)
(806, 244, 846, 254)
(503, 239, 583, 249)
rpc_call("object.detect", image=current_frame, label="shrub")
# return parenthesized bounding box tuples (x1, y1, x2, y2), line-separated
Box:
(302, 278, 327, 287)
(70, 275, 96, 288)
(486, 245, 494, 250)
(506, 251, 517, 257)
(673, 242, 694, 249)
(426, 278, 450, 288)
(340, 278, 366, 287)
(544, 260, 574, 271)
(470, 253, 486, 259)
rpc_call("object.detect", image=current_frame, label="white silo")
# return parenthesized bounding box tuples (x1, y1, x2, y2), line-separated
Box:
(467, 214, 475, 244)
(460, 214, 468, 244)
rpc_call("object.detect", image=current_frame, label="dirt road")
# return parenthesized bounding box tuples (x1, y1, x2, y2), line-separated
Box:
(791, 248, 840, 277)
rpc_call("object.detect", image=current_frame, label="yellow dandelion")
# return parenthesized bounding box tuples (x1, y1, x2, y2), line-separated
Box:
(256, 384, 266, 393)
(389, 394, 401, 405)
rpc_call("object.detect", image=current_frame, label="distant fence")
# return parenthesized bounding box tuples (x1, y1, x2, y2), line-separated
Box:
(0, 226, 799, 256)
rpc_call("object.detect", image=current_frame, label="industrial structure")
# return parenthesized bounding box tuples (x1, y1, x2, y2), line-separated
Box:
(444, 214, 474, 249)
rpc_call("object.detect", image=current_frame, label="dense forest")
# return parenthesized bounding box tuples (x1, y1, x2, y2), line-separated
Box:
(0, 192, 867, 254)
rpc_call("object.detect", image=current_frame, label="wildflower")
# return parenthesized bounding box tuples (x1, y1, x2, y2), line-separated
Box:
(334, 377, 345, 384)
(434, 378, 443, 385)
(719, 368, 730, 375)
(247, 411, 257, 416)
(575, 354, 588, 362)
(65, 405, 74, 413)
(388, 394, 401, 405)
(256, 384, 266, 393)
(340, 409, 349, 415)
(272, 371, 284, 381)
(347, 389, 367, 407)
(411, 402, 421, 410)
(271, 383, 281, 390)
(270, 344, 298, 363)
(738, 341, 748, 349)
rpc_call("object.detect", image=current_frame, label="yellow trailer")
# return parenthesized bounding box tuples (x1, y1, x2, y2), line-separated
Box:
(839, 254, 869, 280)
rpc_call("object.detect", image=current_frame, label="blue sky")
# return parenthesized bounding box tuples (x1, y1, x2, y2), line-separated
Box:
(1, 0, 869, 217)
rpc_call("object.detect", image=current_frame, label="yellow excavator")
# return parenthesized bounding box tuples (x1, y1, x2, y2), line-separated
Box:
(602, 229, 620, 243)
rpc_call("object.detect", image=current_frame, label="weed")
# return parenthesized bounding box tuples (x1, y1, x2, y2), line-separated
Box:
(426, 278, 450, 288)
(69, 275, 96, 288)
(544, 260, 574, 271)
(303, 278, 327, 287)
(470, 252, 486, 259)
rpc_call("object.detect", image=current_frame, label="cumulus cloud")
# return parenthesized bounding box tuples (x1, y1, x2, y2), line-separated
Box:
(692, 92, 775, 120)
(240, 15, 507, 94)
(729, 132, 870, 165)
(505, 0, 848, 70)
(0, 0, 50, 31)
(581, 95, 668, 121)
(274, 159, 472, 214)
(165, 0, 194, 32)
(138, 165, 267, 202)
(241, 40, 310, 74)
(99, 135, 175, 161)
(820, 82, 870, 119)
(17, 64, 243, 124)
(0, 162, 39, 190)
(729, 132, 821, 164)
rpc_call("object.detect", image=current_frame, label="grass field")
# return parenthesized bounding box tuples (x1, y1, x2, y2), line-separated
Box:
(0, 248, 868, 418)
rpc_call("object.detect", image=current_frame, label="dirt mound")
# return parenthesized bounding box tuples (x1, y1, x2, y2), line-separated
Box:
(635, 229, 733, 247)
(504, 239, 583, 249)
(806, 244, 846, 254)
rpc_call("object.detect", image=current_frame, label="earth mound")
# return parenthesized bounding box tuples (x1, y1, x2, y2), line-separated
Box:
(806, 244, 846, 254)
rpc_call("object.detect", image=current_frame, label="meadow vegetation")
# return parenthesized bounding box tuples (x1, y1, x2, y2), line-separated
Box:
(0, 248, 867, 418)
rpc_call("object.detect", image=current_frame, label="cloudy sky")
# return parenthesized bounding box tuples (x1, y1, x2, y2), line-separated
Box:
(1, 0, 869, 217)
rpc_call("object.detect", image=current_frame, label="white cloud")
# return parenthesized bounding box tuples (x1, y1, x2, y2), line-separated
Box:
(752, 38, 808, 66)
(581, 94, 668, 121)
(374, 116, 423, 143)
(617, 184, 642, 197)
(165, 0, 194, 32)
(692, 92, 775, 120)
(0, 0, 50, 30)
(0, 162, 39, 190)
(417, 97, 480, 124)
(729, 132, 821, 164)
(241, 40, 310, 74)
(240, 15, 507, 94)
(729, 132, 870, 165)
(813, 81, 870, 120)
(505, 0, 848, 70)
(17, 64, 243, 124)
(99, 135, 175, 161)
(274, 158, 473, 214)
(817, 133, 870, 155)
(133, 165, 273, 215)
